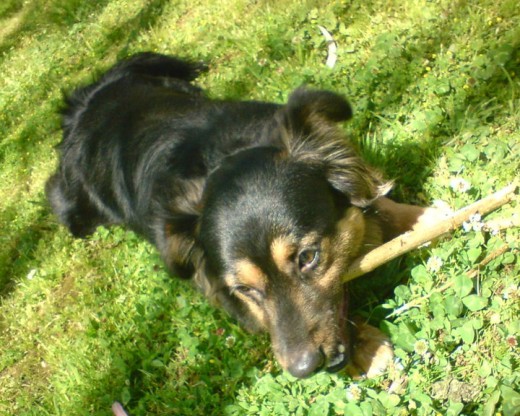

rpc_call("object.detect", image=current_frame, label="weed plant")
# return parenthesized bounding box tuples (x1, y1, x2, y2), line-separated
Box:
(0, 0, 518, 415)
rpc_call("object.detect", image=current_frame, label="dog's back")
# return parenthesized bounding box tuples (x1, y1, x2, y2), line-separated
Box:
(47, 53, 280, 242)
(46, 53, 207, 238)
(61, 53, 207, 139)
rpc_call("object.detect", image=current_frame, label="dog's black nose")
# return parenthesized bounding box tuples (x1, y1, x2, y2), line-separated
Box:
(287, 349, 325, 378)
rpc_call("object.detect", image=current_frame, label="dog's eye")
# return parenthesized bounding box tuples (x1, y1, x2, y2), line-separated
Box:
(298, 249, 320, 272)
(235, 285, 252, 295)
(232, 285, 262, 301)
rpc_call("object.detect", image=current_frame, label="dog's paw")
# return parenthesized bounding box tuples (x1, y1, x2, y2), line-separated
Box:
(346, 322, 394, 379)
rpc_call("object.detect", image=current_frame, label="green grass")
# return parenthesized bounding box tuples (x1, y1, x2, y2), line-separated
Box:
(1, 0, 519, 414)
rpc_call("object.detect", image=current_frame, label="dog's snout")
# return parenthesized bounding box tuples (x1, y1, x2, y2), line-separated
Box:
(287, 348, 325, 378)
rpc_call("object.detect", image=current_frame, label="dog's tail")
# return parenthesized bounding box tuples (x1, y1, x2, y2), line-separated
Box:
(104, 52, 208, 82)
(61, 53, 207, 136)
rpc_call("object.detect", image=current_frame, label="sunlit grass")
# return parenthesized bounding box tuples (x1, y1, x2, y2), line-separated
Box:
(1, 0, 518, 414)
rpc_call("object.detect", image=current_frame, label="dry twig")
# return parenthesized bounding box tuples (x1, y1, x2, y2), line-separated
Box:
(318, 25, 337, 68)
(343, 183, 518, 282)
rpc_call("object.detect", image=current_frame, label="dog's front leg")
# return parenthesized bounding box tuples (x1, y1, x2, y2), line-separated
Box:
(346, 318, 394, 379)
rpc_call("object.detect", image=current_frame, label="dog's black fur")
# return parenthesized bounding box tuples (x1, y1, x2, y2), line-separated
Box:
(47, 53, 413, 378)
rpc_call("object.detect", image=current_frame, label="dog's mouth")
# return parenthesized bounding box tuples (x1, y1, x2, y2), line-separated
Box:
(325, 283, 351, 373)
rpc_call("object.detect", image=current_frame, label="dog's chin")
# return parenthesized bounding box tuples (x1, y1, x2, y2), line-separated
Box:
(325, 283, 351, 373)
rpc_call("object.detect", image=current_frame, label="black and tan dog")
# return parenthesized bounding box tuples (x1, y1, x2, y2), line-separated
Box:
(46, 53, 436, 379)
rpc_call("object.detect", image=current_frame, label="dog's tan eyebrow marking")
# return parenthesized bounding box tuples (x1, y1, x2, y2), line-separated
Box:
(300, 232, 320, 247)
(233, 259, 268, 291)
(316, 207, 365, 290)
(270, 236, 296, 272)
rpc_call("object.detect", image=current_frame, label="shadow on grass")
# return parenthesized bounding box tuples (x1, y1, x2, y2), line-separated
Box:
(0, 0, 173, 141)
(0, 0, 112, 56)
(75, 283, 270, 415)
(0, 203, 54, 298)
(0, 0, 181, 293)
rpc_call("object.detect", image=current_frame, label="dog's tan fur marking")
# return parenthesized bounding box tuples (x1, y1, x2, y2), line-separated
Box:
(271, 236, 295, 273)
(334, 207, 366, 257)
(225, 260, 270, 330)
(234, 259, 268, 292)
(315, 207, 365, 290)
(299, 232, 320, 248)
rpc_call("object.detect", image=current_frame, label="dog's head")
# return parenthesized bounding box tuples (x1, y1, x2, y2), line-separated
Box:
(164, 89, 390, 378)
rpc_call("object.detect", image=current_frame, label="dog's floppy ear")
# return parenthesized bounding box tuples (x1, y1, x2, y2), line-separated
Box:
(157, 179, 235, 308)
(161, 219, 202, 279)
(157, 178, 205, 280)
(277, 88, 391, 207)
(162, 222, 221, 306)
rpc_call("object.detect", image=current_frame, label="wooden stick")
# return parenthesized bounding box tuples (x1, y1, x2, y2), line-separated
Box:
(318, 25, 337, 68)
(343, 183, 518, 282)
